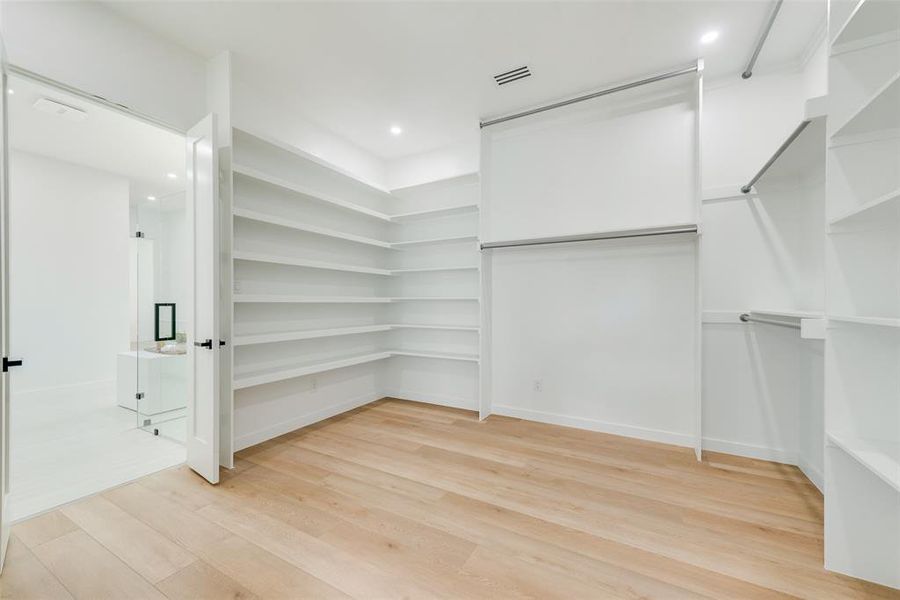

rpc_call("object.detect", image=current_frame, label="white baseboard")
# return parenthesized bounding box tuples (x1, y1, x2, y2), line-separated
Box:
(233, 391, 381, 452)
(383, 389, 476, 412)
(491, 404, 695, 448)
(797, 456, 825, 493)
(701, 437, 797, 464)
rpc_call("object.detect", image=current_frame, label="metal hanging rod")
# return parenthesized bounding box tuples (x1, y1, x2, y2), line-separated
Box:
(480, 224, 698, 250)
(740, 313, 801, 330)
(480, 62, 701, 129)
(741, 119, 810, 194)
(742, 0, 784, 79)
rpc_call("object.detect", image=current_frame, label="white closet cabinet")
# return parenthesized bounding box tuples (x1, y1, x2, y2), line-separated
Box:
(228, 129, 480, 449)
(825, 0, 900, 588)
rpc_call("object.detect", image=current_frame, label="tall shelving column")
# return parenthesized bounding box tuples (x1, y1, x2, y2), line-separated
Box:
(382, 174, 481, 410)
(825, 0, 900, 589)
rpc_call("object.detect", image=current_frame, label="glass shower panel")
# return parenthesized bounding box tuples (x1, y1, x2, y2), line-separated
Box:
(133, 193, 188, 442)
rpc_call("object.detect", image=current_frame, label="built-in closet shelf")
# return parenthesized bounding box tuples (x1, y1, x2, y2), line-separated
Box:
(234, 295, 393, 304)
(233, 295, 479, 304)
(832, 72, 900, 139)
(232, 208, 392, 248)
(745, 110, 826, 191)
(233, 250, 393, 276)
(390, 235, 479, 248)
(233, 323, 480, 346)
(827, 432, 900, 493)
(751, 309, 824, 319)
(233, 164, 393, 222)
(233, 325, 394, 346)
(234, 352, 392, 389)
(389, 350, 479, 362)
(828, 188, 900, 227)
(390, 265, 479, 273)
(832, 0, 900, 50)
(234, 349, 480, 389)
(829, 315, 900, 328)
(390, 204, 479, 221)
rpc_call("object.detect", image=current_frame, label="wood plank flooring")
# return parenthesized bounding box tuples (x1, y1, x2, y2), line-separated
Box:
(2, 398, 898, 599)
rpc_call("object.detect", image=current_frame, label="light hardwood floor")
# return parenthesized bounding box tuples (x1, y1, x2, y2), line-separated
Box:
(2, 398, 898, 599)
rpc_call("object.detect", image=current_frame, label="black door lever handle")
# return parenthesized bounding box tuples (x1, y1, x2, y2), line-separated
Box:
(2, 357, 23, 372)
(194, 339, 213, 349)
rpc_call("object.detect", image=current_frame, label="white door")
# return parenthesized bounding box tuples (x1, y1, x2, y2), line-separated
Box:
(0, 27, 11, 571)
(186, 114, 220, 484)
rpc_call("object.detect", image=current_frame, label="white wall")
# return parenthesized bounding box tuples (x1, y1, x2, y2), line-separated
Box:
(9, 151, 130, 394)
(700, 44, 827, 483)
(1, 1, 206, 131)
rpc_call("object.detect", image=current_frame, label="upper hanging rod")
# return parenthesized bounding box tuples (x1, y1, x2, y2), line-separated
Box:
(741, 119, 810, 194)
(742, 0, 784, 79)
(480, 224, 698, 250)
(740, 313, 801, 330)
(480, 62, 701, 129)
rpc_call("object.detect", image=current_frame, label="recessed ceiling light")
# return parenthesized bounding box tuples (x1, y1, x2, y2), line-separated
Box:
(166, 172, 177, 179)
(147, 195, 157, 201)
(700, 30, 720, 45)
(6, 89, 13, 95)
(390, 125, 403, 136)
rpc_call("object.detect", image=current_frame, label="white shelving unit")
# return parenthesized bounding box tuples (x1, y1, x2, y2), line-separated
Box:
(824, 4, 900, 589)
(230, 128, 481, 449)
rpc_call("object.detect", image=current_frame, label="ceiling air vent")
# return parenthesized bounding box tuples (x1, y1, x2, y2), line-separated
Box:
(494, 66, 531, 86)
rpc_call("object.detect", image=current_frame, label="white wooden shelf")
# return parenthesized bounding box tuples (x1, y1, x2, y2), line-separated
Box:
(388, 323, 479, 332)
(233, 250, 392, 276)
(828, 188, 900, 227)
(234, 348, 479, 388)
(751, 308, 825, 319)
(233, 208, 391, 248)
(828, 432, 900, 493)
(389, 350, 480, 362)
(233, 164, 392, 222)
(832, 0, 900, 50)
(390, 235, 479, 248)
(234, 352, 391, 389)
(390, 265, 479, 274)
(389, 204, 479, 221)
(233, 323, 479, 346)
(233, 294, 478, 303)
(832, 71, 900, 139)
(829, 315, 900, 328)
(233, 325, 393, 346)
(233, 295, 393, 304)
(746, 110, 826, 191)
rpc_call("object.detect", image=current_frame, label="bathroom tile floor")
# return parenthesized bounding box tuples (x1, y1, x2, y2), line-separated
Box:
(10, 391, 185, 521)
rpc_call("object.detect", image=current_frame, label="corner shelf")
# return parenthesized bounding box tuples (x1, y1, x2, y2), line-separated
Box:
(233, 295, 393, 304)
(390, 265, 479, 274)
(390, 235, 479, 248)
(389, 350, 479, 362)
(233, 164, 392, 222)
(828, 432, 900, 493)
(828, 188, 900, 227)
(233, 325, 393, 347)
(750, 308, 824, 320)
(233, 250, 392, 276)
(388, 323, 479, 332)
(390, 204, 479, 221)
(233, 208, 391, 248)
(831, 71, 900, 139)
(234, 352, 392, 390)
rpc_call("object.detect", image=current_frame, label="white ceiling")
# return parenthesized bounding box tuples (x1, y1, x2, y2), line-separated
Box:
(106, 0, 825, 161)
(7, 75, 185, 205)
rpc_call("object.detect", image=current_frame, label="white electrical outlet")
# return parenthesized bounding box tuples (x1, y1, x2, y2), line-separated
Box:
(533, 379, 542, 392)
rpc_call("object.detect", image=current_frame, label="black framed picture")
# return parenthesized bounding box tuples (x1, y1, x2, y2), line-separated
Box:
(154, 303, 176, 342)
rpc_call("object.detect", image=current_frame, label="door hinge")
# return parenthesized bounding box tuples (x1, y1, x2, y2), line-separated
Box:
(2, 357, 23, 372)
(135, 231, 144, 238)
(135, 392, 145, 400)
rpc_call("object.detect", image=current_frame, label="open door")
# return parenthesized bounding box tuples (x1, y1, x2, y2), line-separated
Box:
(186, 114, 220, 484)
(0, 24, 10, 570)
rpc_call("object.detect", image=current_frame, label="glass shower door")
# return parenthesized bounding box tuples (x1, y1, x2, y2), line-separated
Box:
(133, 193, 188, 442)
